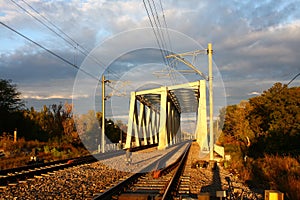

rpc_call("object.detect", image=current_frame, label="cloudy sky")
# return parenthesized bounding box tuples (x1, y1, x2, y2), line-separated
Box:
(1, 0, 300, 116)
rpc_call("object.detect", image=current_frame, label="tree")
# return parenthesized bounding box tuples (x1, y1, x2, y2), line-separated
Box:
(22, 102, 79, 142)
(22, 107, 49, 141)
(0, 79, 25, 135)
(0, 79, 24, 112)
(74, 110, 100, 150)
(220, 101, 254, 160)
(221, 82, 300, 158)
(61, 102, 80, 144)
(247, 83, 300, 156)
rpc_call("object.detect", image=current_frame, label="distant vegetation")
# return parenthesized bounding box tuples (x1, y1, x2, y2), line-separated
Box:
(1, 79, 299, 199)
(0, 79, 124, 169)
(219, 83, 300, 200)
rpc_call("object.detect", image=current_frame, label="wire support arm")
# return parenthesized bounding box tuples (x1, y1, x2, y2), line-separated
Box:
(166, 54, 208, 80)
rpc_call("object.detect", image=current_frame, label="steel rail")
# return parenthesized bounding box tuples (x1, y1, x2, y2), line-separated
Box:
(0, 155, 97, 186)
(94, 141, 191, 200)
(0, 144, 157, 186)
(161, 143, 191, 199)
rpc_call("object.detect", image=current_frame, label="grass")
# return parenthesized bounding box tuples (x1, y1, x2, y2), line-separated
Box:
(0, 136, 89, 170)
(254, 155, 300, 200)
(227, 153, 300, 200)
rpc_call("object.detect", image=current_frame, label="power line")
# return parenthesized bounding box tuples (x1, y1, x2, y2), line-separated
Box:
(150, 0, 171, 68)
(5, 1, 129, 101)
(143, 0, 168, 66)
(10, 0, 76, 50)
(147, 0, 169, 60)
(150, 0, 169, 62)
(148, 0, 172, 59)
(12, 0, 122, 81)
(155, 0, 177, 82)
(269, 71, 300, 99)
(158, 0, 173, 55)
(287, 72, 300, 86)
(1, 20, 125, 96)
(0, 21, 98, 81)
(143, 0, 177, 84)
(20, 0, 81, 49)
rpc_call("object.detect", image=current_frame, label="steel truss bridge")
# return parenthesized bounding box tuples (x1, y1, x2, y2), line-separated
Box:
(124, 80, 208, 151)
(121, 43, 214, 158)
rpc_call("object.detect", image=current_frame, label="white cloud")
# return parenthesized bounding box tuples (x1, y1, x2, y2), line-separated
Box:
(247, 91, 261, 96)
(0, 0, 299, 110)
(22, 95, 67, 100)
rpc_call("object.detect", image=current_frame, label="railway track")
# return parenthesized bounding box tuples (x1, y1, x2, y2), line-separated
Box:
(0, 144, 158, 186)
(95, 142, 191, 200)
(0, 155, 99, 186)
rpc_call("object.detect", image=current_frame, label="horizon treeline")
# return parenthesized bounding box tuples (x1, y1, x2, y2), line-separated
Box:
(0, 79, 123, 146)
(219, 82, 300, 157)
(219, 82, 300, 199)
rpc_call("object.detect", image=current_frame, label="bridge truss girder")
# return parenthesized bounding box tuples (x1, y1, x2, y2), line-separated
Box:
(125, 80, 208, 150)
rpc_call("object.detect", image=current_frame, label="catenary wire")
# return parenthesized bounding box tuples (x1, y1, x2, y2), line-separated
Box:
(149, 0, 177, 83)
(150, 0, 169, 63)
(287, 72, 300, 86)
(13, 0, 122, 81)
(0, 21, 97, 81)
(159, 0, 173, 56)
(10, 0, 78, 51)
(150, 0, 176, 83)
(1, 20, 126, 97)
(148, 0, 171, 68)
(143, 0, 168, 66)
(143, 0, 177, 84)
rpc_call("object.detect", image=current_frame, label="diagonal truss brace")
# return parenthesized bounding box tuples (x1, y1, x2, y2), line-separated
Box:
(125, 80, 208, 151)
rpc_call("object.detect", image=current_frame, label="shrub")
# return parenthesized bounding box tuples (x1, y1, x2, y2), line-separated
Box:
(254, 155, 300, 200)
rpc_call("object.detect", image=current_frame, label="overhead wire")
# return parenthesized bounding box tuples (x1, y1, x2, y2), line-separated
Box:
(1, 20, 126, 98)
(20, 0, 82, 50)
(15, 0, 129, 98)
(13, 0, 122, 81)
(8, 0, 183, 96)
(0, 21, 97, 80)
(158, 0, 176, 71)
(152, 0, 177, 83)
(10, 0, 79, 53)
(143, 0, 177, 84)
(10, 0, 124, 101)
(148, 0, 171, 68)
(150, 0, 177, 83)
(143, 0, 168, 66)
(158, 0, 173, 55)
(286, 72, 300, 86)
(268, 71, 300, 99)
(150, 0, 169, 65)
(150, 0, 175, 82)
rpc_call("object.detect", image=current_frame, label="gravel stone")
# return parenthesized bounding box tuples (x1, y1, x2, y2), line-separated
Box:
(187, 142, 264, 199)
(0, 143, 189, 199)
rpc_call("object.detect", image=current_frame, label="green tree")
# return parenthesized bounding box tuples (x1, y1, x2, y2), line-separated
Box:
(221, 82, 300, 158)
(0, 79, 50, 141)
(23, 102, 79, 142)
(248, 83, 300, 156)
(61, 102, 80, 145)
(0, 79, 24, 112)
(0, 79, 25, 135)
(220, 101, 254, 159)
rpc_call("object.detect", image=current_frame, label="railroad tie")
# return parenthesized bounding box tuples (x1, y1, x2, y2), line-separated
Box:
(118, 193, 150, 200)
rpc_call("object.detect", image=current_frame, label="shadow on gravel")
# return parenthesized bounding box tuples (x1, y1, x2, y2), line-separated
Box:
(200, 165, 222, 199)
